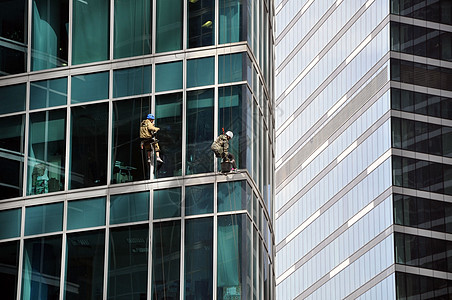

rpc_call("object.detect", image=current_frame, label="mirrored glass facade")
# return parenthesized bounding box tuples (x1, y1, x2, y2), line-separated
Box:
(275, 0, 451, 299)
(0, 1, 274, 299)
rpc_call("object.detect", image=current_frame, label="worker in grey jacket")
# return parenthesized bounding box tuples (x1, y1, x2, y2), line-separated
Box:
(211, 131, 237, 170)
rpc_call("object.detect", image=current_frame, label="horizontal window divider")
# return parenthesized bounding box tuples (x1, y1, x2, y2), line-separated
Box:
(394, 224, 452, 242)
(392, 148, 452, 166)
(391, 81, 452, 99)
(217, 210, 248, 217)
(24, 231, 63, 240)
(69, 99, 110, 107)
(185, 85, 216, 92)
(66, 225, 107, 234)
(0, 236, 21, 243)
(112, 93, 152, 102)
(394, 264, 452, 281)
(154, 89, 184, 96)
(184, 213, 215, 220)
(152, 217, 182, 223)
(392, 186, 452, 203)
(108, 221, 149, 228)
(390, 14, 452, 33)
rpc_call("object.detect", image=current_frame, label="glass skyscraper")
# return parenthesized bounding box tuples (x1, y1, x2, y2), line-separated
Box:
(275, 0, 452, 299)
(0, 0, 275, 299)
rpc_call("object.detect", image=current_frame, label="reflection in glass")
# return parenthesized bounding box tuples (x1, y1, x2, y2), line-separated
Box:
(217, 214, 251, 299)
(219, 85, 252, 171)
(0, 241, 19, 300)
(0, 0, 27, 76)
(0, 208, 21, 240)
(31, 0, 69, 70)
(72, 0, 109, 65)
(155, 61, 183, 92)
(112, 98, 150, 183)
(0, 114, 24, 200)
(114, 0, 151, 59)
(185, 184, 214, 216)
(30, 78, 67, 109)
(152, 221, 180, 299)
(219, 0, 246, 44)
(187, 57, 214, 88)
(67, 197, 105, 230)
(156, 0, 182, 53)
(153, 187, 181, 219)
(219, 53, 246, 84)
(0, 45, 27, 76)
(155, 93, 182, 178)
(70, 103, 108, 189)
(110, 191, 149, 224)
(108, 225, 148, 300)
(188, 0, 214, 48)
(0, 83, 26, 115)
(185, 218, 213, 299)
(218, 180, 251, 213)
(22, 235, 62, 300)
(71, 72, 109, 104)
(65, 230, 104, 300)
(113, 66, 151, 98)
(186, 89, 214, 174)
(25, 202, 63, 236)
(28, 109, 66, 195)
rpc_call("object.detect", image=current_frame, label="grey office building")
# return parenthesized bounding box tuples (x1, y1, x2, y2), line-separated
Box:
(275, 0, 452, 299)
(0, 0, 275, 299)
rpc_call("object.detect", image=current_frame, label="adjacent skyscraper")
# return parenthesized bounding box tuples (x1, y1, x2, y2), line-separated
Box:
(0, 1, 275, 299)
(275, 0, 452, 299)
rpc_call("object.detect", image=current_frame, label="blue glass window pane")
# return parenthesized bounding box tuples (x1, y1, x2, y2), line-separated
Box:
(108, 225, 148, 299)
(72, 0, 109, 65)
(218, 180, 247, 212)
(25, 202, 63, 235)
(65, 230, 104, 300)
(155, 61, 183, 92)
(71, 72, 109, 104)
(0, 84, 26, 115)
(156, 0, 182, 53)
(152, 221, 180, 298)
(219, 0, 245, 44)
(31, 0, 69, 71)
(185, 218, 213, 299)
(0, 208, 21, 239)
(114, 0, 151, 59)
(185, 184, 214, 215)
(187, 57, 214, 88)
(0, 115, 25, 200)
(186, 89, 214, 175)
(219, 53, 244, 83)
(112, 98, 150, 183)
(153, 187, 181, 219)
(22, 236, 62, 299)
(67, 197, 105, 230)
(30, 78, 67, 109)
(188, 0, 214, 48)
(27, 109, 66, 195)
(113, 66, 151, 98)
(217, 214, 251, 298)
(0, 241, 19, 299)
(155, 93, 183, 178)
(110, 191, 149, 224)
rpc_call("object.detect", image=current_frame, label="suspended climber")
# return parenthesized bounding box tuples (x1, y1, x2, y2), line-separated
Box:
(140, 114, 164, 163)
(211, 130, 237, 172)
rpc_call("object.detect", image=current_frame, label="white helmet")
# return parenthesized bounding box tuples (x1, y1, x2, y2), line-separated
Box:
(225, 131, 233, 139)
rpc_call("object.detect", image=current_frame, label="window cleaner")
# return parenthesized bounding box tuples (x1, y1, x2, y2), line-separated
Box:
(211, 129, 237, 173)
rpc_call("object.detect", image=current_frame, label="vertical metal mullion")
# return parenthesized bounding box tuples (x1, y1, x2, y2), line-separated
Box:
(110, 0, 114, 60)
(183, 0, 187, 51)
(107, 69, 113, 185)
(58, 200, 68, 300)
(148, 187, 154, 300)
(215, 0, 219, 46)
(22, 82, 30, 197)
(152, 0, 156, 54)
(214, 54, 219, 174)
(181, 57, 186, 178)
(27, 0, 32, 73)
(213, 175, 218, 300)
(103, 194, 110, 300)
(179, 185, 185, 300)
(16, 206, 26, 300)
(64, 74, 71, 191)
(68, 0, 73, 67)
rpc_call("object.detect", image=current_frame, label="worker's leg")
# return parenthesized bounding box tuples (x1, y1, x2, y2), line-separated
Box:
(154, 143, 163, 163)
(227, 153, 237, 169)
